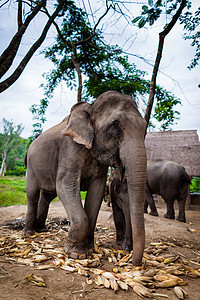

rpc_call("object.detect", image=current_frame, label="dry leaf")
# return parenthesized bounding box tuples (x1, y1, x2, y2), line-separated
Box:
(102, 276, 111, 288)
(95, 275, 103, 286)
(110, 278, 118, 292)
(132, 282, 153, 298)
(26, 273, 46, 287)
(155, 278, 183, 288)
(117, 280, 128, 291)
(174, 286, 188, 299)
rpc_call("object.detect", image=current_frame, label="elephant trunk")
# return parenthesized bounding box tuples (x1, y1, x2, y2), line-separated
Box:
(120, 139, 147, 266)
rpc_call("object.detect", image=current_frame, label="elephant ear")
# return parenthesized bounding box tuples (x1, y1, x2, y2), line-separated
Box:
(61, 102, 94, 149)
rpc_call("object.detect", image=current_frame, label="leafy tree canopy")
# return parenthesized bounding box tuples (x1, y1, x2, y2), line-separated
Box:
(34, 0, 181, 135)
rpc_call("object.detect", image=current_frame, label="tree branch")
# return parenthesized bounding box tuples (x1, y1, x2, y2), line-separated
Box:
(0, 0, 64, 93)
(71, 46, 82, 102)
(0, 0, 9, 9)
(0, 0, 46, 79)
(53, 5, 111, 46)
(18, 0, 23, 29)
(48, 4, 111, 102)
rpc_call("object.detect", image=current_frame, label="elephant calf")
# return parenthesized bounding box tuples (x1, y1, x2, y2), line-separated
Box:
(110, 160, 191, 251)
(110, 177, 132, 251)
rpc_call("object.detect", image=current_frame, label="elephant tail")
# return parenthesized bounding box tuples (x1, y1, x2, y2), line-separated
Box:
(24, 151, 28, 168)
(181, 167, 191, 184)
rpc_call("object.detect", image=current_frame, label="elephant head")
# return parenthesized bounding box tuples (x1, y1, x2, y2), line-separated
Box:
(62, 91, 147, 266)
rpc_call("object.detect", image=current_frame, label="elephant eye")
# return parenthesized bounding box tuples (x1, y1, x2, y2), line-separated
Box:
(106, 120, 122, 139)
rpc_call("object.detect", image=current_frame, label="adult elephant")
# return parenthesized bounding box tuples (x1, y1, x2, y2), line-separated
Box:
(24, 91, 147, 266)
(144, 160, 191, 222)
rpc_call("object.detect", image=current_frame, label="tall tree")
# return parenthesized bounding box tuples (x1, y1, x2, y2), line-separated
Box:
(34, 1, 181, 136)
(0, 119, 24, 175)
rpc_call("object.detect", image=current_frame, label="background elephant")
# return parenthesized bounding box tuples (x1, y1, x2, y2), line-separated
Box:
(144, 159, 191, 222)
(24, 91, 147, 266)
(110, 159, 191, 251)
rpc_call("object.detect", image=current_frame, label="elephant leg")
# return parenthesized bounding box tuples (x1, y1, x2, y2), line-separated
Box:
(111, 197, 126, 248)
(84, 168, 108, 249)
(176, 187, 188, 222)
(122, 205, 132, 251)
(145, 185, 158, 216)
(144, 198, 148, 214)
(177, 197, 186, 222)
(107, 196, 111, 207)
(36, 190, 57, 232)
(24, 172, 40, 235)
(57, 165, 90, 258)
(164, 199, 175, 219)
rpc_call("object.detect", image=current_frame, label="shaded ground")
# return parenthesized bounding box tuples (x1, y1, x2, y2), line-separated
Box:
(0, 201, 200, 299)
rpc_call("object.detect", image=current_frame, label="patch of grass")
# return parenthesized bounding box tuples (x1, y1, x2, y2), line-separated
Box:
(0, 176, 27, 206)
(0, 176, 87, 206)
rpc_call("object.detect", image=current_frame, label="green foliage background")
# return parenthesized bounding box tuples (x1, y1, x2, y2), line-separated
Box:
(190, 177, 200, 193)
(0, 133, 27, 176)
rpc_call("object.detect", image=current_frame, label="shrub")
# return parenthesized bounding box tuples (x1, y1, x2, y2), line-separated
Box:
(190, 177, 200, 193)
(6, 166, 26, 176)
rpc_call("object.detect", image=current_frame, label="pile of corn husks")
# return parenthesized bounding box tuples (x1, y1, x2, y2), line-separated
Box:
(0, 223, 200, 299)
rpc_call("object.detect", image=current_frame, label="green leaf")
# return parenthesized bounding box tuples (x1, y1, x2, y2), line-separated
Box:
(132, 16, 142, 24)
(148, 0, 153, 7)
(155, 0, 162, 8)
(142, 5, 149, 13)
(138, 17, 147, 28)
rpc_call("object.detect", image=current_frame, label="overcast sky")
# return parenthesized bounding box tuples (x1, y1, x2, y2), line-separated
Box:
(0, 1, 199, 139)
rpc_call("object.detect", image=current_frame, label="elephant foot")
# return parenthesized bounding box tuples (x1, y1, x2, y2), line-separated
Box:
(36, 225, 49, 233)
(122, 240, 132, 252)
(164, 213, 175, 220)
(177, 215, 186, 223)
(149, 211, 159, 217)
(116, 239, 123, 247)
(64, 238, 91, 259)
(116, 238, 132, 251)
(24, 229, 36, 236)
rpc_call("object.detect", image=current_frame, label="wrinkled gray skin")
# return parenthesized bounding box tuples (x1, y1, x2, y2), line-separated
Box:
(24, 91, 147, 266)
(111, 160, 190, 251)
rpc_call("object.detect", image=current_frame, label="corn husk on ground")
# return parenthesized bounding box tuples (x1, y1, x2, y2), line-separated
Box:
(0, 221, 200, 298)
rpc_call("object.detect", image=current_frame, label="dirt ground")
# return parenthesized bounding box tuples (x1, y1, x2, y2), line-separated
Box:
(0, 200, 200, 300)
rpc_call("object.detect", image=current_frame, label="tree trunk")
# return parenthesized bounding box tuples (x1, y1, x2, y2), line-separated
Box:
(0, 149, 6, 176)
(71, 46, 82, 103)
(144, 0, 187, 132)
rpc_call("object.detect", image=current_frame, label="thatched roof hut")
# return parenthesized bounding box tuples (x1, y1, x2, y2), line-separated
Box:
(145, 130, 200, 177)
